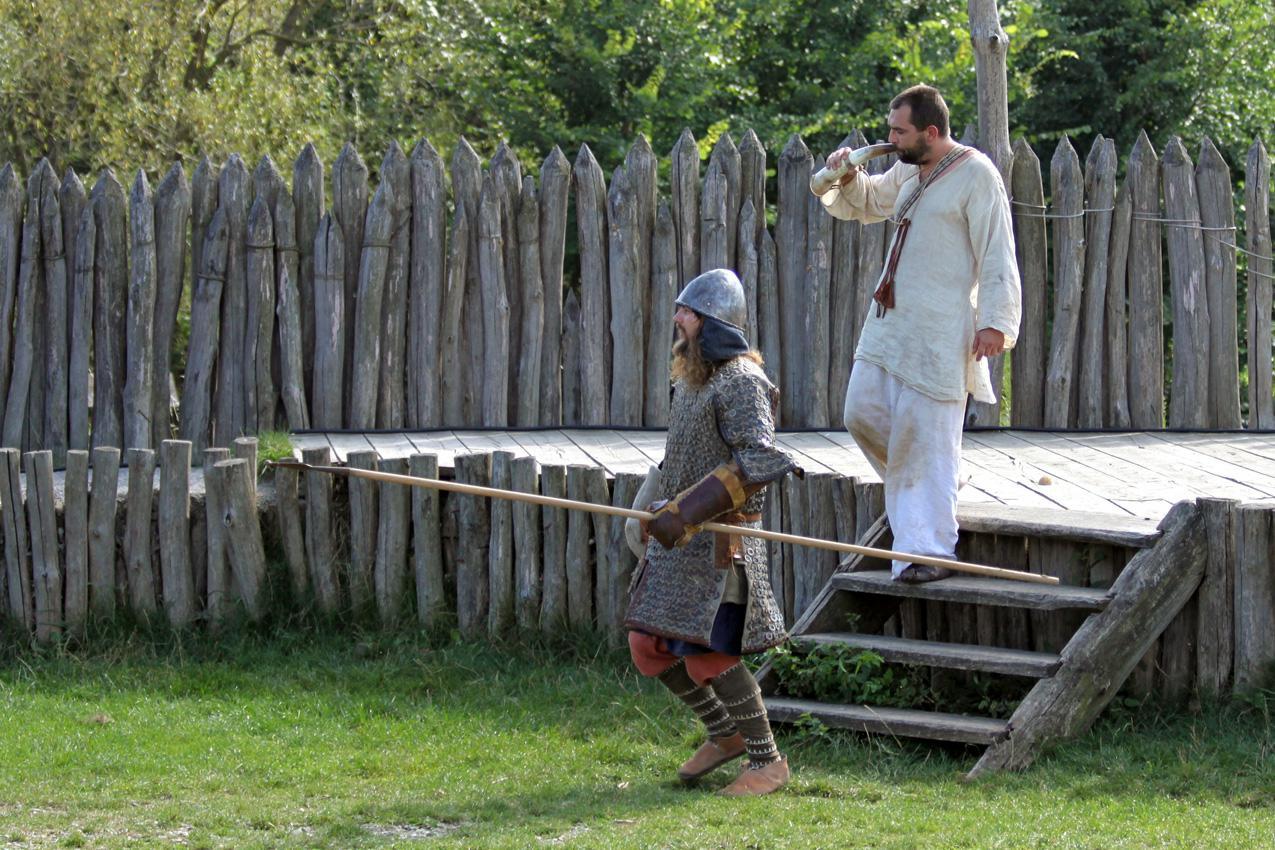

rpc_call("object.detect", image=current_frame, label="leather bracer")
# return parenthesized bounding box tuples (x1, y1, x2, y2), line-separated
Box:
(646, 462, 760, 549)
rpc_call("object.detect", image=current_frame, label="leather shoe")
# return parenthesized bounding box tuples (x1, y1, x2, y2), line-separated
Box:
(678, 732, 746, 782)
(894, 564, 953, 583)
(719, 756, 790, 796)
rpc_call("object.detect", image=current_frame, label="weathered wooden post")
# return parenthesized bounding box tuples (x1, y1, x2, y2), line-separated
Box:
(125, 169, 158, 451)
(348, 181, 394, 429)
(454, 452, 492, 638)
(203, 446, 232, 623)
(805, 154, 832, 428)
(159, 440, 195, 628)
(273, 454, 309, 601)
(311, 213, 345, 428)
(38, 162, 69, 464)
(214, 155, 250, 445)
(276, 262, 310, 430)
(439, 205, 470, 426)
(62, 172, 92, 452)
(627, 137, 657, 417)
(152, 163, 190, 448)
(758, 230, 782, 389)
(539, 463, 568, 628)
(777, 135, 811, 426)
(214, 458, 268, 621)
(3, 179, 40, 449)
(1044, 137, 1084, 429)
(302, 445, 339, 614)
(25, 451, 61, 641)
(91, 169, 128, 449)
(491, 145, 523, 425)
(574, 145, 609, 425)
(587, 468, 611, 632)
(0, 449, 30, 629)
(488, 451, 515, 635)
(1196, 498, 1238, 695)
(293, 144, 323, 410)
(410, 453, 445, 627)
(1128, 131, 1164, 428)
(646, 204, 676, 426)
(565, 465, 595, 629)
(333, 143, 369, 407)
(378, 142, 412, 429)
(828, 133, 862, 424)
(478, 175, 510, 427)
(374, 457, 411, 626)
(539, 147, 571, 426)
(23, 162, 55, 453)
(1234, 505, 1275, 689)
(739, 201, 762, 354)
(701, 159, 728, 271)
(63, 450, 90, 635)
(1245, 138, 1272, 428)
(1077, 137, 1116, 428)
(123, 447, 158, 619)
(1105, 181, 1133, 427)
(0, 167, 23, 444)
(179, 209, 228, 456)
(245, 195, 276, 432)
(408, 140, 446, 427)
(86, 447, 120, 620)
(511, 455, 542, 631)
(608, 166, 643, 426)
(451, 138, 484, 427)
(346, 449, 380, 614)
(1196, 138, 1240, 428)
(671, 128, 700, 286)
(1162, 137, 1210, 428)
(516, 177, 544, 427)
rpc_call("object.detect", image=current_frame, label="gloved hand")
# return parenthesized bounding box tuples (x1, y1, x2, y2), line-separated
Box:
(643, 498, 692, 549)
(640, 462, 760, 550)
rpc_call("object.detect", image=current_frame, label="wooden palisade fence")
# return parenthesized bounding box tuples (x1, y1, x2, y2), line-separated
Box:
(2, 440, 1274, 705)
(0, 131, 1271, 455)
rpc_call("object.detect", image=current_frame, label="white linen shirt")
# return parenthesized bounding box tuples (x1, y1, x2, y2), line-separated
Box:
(817, 149, 1021, 403)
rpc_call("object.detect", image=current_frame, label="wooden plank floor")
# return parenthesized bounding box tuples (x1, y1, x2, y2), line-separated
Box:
(290, 429, 1275, 525)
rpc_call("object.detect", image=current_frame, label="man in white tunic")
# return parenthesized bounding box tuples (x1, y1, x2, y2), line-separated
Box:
(814, 85, 1021, 581)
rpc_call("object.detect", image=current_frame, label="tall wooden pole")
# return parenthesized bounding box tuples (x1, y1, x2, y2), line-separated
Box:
(968, 0, 1013, 427)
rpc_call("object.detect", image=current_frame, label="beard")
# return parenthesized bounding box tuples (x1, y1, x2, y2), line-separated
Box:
(671, 330, 713, 388)
(896, 137, 931, 165)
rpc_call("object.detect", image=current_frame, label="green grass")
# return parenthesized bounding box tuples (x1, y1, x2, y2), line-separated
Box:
(1, 630, 1273, 849)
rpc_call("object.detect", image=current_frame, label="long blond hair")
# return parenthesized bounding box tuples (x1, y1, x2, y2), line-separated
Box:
(671, 335, 764, 388)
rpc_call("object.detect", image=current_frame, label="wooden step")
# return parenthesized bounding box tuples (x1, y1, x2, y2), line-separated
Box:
(957, 502, 1162, 548)
(765, 697, 1008, 745)
(792, 632, 1061, 678)
(831, 569, 1110, 612)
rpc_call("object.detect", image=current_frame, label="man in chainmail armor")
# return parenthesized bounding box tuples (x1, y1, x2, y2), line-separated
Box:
(624, 268, 802, 797)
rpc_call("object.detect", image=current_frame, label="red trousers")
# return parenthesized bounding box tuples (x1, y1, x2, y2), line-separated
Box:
(628, 630, 739, 686)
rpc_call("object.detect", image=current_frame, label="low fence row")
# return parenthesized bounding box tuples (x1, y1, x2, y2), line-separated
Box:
(1, 129, 1273, 464)
(2, 442, 1273, 699)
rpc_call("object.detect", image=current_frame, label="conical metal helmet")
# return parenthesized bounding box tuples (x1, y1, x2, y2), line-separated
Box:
(675, 268, 747, 330)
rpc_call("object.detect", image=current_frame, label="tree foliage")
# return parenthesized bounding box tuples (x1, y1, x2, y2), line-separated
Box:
(0, 0, 1269, 180)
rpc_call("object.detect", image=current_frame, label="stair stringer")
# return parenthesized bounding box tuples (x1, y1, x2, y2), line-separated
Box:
(965, 499, 1207, 780)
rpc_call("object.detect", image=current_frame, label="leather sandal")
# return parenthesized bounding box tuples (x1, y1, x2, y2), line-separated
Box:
(719, 756, 790, 796)
(677, 732, 746, 782)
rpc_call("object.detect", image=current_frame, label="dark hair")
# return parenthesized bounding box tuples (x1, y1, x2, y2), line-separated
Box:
(890, 85, 950, 137)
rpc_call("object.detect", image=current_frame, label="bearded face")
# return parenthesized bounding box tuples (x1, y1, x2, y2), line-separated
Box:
(671, 327, 712, 388)
(894, 134, 931, 165)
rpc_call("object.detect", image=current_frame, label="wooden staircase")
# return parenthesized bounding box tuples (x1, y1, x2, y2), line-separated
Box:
(758, 500, 1209, 778)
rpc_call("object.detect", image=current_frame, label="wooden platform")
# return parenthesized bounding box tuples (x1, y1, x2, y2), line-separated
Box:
(289, 428, 1275, 527)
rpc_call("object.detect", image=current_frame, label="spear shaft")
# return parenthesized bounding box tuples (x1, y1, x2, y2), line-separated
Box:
(268, 459, 1059, 585)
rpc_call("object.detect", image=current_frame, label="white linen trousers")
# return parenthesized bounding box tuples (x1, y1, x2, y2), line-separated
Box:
(843, 361, 965, 576)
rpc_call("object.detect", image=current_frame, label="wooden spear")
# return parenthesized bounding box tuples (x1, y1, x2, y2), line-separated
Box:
(268, 459, 1060, 585)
